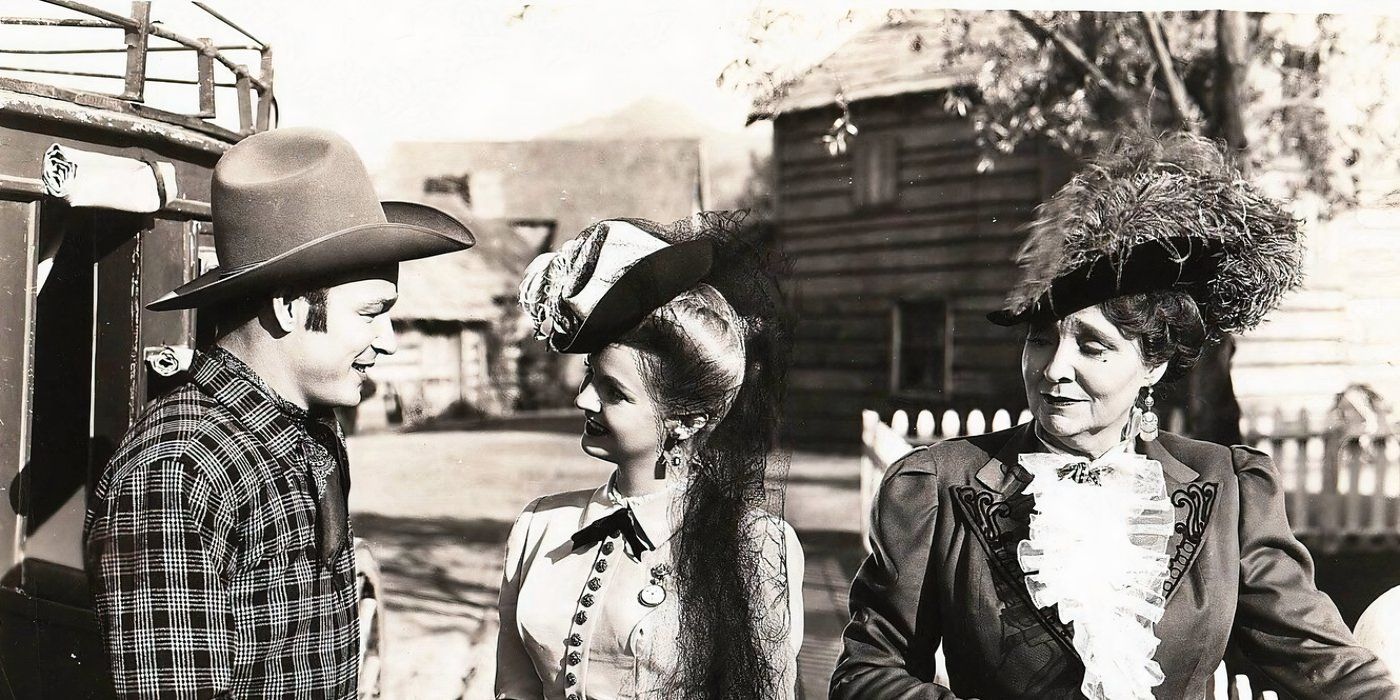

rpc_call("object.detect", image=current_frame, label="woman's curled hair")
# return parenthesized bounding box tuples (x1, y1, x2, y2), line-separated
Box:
(1099, 290, 1208, 382)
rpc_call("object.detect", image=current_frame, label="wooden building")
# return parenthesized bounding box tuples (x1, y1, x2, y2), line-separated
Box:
(356, 209, 533, 430)
(750, 18, 1074, 447)
(374, 138, 708, 410)
(753, 15, 1400, 449)
(378, 138, 703, 253)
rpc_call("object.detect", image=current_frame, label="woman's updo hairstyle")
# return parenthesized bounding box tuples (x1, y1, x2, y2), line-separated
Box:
(618, 283, 746, 439)
(1099, 290, 1208, 382)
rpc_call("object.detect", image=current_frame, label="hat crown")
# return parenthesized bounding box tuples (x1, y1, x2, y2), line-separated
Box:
(211, 127, 387, 269)
(564, 221, 669, 315)
(518, 218, 716, 353)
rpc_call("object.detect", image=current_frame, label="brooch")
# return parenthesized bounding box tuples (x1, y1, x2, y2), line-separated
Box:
(1055, 461, 1108, 486)
(639, 563, 671, 608)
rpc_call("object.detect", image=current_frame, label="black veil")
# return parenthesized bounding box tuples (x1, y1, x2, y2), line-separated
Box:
(625, 211, 797, 699)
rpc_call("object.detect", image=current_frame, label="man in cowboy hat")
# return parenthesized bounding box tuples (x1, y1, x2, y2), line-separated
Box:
(84, 127, 474, 699)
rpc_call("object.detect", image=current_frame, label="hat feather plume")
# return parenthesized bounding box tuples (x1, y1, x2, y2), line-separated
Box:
(1002, 131, 1305, 339)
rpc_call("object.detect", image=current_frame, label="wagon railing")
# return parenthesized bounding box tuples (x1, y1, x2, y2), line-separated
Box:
(0, 0, 274, 139)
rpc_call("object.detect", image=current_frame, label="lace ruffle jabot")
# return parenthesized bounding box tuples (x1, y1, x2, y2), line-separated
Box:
(1016, 451, 1175, 700)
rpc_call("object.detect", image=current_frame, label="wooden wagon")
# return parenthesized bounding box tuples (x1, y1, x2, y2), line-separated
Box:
(0, 2, 384, 696)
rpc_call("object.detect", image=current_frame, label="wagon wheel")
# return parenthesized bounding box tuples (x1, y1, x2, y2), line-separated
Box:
(355, 538, 389, 699)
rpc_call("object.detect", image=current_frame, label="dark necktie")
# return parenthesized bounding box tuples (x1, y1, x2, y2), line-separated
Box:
(571, 507, 655, 558)
(306, 420, 348, 566)
(318, 462, 347, 565)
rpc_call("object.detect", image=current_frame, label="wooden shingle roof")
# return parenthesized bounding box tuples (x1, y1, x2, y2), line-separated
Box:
(378, 137, 705, 324)
(748, 13, 980, 122)
(391, 199, 529, 324)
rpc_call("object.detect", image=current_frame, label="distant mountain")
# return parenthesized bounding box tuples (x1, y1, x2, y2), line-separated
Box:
(545, 97, 771, 211)
(545, 96, 731, 141)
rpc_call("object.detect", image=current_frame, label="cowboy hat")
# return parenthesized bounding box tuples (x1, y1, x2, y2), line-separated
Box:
(147, 127, 474, 311)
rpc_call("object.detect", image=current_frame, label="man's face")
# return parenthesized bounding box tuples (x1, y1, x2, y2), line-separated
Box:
(284, 265, 399, 408)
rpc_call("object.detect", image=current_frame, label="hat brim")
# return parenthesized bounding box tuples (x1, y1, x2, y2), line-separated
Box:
(556, 238, 714, 354)
(147, 201, 474, 311)
(987, 236, 1222, 326)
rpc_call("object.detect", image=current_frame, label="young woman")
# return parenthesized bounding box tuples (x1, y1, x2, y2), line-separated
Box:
(496, 213, 803, 700)
(830, 132, 1400, 699)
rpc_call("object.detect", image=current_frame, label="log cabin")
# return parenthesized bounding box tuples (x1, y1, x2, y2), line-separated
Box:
(751, 14, 1400, 449)
(749, 17, 1075, 447)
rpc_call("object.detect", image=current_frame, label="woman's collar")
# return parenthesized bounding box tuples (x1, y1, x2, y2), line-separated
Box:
(604, 470, 683, 503)
(597, 472, 682, 546)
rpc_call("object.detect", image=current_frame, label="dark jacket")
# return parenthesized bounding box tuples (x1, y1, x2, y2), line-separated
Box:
(830, 423, 1399, 700)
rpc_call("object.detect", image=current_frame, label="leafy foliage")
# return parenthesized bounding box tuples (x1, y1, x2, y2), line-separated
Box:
(735, 9, 1400, 213)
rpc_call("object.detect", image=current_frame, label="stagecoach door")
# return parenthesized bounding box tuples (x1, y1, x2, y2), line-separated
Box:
(0, 200, 196, 698)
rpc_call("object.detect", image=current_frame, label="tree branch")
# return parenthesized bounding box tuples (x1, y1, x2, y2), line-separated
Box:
(1008, 10, 1136, 108)
(1138, 12, 1199, 134)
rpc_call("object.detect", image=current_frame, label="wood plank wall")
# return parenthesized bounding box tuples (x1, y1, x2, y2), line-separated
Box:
(773, 92, 1071, 447)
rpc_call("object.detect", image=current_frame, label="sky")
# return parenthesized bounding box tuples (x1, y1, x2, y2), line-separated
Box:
(6, 0, 862, 168)
(5, 0, 1391, 170)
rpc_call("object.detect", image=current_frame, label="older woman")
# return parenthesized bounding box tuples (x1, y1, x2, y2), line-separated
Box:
(830, 133, 1400, 699)
(496, 213, 803, 700)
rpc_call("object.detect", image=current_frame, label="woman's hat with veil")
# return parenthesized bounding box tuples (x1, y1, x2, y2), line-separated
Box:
(987, 131, 1305, 341)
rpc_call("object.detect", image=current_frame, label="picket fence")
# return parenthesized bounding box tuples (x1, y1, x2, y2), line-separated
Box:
(861, 406, 1400, 553)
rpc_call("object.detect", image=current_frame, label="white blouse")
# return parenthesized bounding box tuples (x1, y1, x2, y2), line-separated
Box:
(1019, 429, 1174, 700)
(495, 478, 805, 700)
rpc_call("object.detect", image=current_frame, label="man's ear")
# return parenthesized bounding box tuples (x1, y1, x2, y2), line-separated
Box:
(669, 414, 710, 441)
(269, 293, 301, 334)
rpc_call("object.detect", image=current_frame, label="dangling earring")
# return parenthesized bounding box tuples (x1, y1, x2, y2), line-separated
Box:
(1139, 385, 1159, 442)
(656, 439, 686, 479)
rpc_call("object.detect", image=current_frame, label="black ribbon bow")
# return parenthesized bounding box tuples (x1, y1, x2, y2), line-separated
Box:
(571, 507, 655, 558)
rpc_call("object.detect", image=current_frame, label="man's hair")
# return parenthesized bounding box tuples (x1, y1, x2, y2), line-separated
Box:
(199, 286, 330, 346)
(300, 288, 328, 332)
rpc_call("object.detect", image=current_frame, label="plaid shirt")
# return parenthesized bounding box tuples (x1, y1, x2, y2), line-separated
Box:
(85, 348, 359, 699)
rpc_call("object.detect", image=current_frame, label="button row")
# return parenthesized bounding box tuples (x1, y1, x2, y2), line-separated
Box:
(562, 530, 620, 699)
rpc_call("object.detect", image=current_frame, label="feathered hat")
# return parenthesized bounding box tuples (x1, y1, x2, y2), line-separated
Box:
(988, 132, 1305, 339)
(518, 214, 744, 353)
